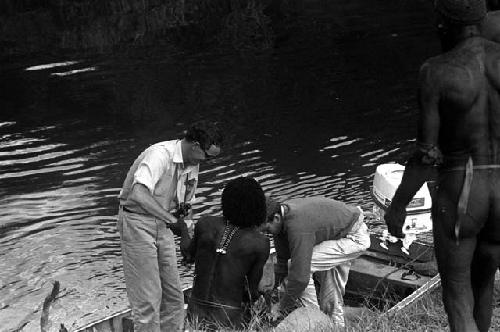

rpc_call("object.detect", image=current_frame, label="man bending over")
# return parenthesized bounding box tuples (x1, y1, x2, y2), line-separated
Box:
(261, 196, 370, 327)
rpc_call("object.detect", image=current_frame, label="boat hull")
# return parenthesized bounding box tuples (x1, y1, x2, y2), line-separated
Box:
(76, 239, 437, 331)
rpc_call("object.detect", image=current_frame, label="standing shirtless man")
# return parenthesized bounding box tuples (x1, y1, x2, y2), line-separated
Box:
(385, 1, 500, 331)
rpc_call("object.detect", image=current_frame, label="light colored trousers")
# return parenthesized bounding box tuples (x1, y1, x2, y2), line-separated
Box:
(118, 208, 184, 332)
(300, 208, 370, 326)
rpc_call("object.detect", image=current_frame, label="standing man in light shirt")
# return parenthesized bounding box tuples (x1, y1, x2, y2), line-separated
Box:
(117, 121, 222, 332)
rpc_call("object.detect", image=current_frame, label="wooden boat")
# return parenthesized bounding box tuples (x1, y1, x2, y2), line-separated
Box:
(73, 293, 190, 332)
(345, 230, 437, 307)
(352, 163, 438, 307)
(72, 236, 438, 332)
(73, 164, 441, 331)
(74, 307, 133, 332)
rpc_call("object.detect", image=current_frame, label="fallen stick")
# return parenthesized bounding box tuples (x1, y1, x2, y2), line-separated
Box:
(41, 280, 60, 332)
(385, 274, 441, 317)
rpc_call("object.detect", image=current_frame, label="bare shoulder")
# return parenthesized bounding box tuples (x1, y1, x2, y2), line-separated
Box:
(484, 39, 500, 65)
(244, 229, 270, 244)
(238, 229, 270, 251)
(419, 40, 495, 91)
(195, 215, 223, 231)
(483, 11, 500, 43)
(419, 54, 464, 88)
(480, 40, 500, 90)
(418, 55, 451, 90)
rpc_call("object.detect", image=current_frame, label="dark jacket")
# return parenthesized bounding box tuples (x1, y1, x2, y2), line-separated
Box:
(273, 196, 360, 313)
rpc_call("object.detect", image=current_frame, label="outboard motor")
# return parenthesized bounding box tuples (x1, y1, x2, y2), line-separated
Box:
(372, 163, 432, 235)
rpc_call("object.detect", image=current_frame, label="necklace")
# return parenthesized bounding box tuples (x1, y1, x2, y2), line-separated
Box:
(216, 221, 239, 255)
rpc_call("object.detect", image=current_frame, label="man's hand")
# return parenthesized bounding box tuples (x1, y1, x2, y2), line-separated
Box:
(270, 303, 284, 324)
(173, 203, 192, 219)
(170, 218, 194, 263)
(169, 217, 188, 237)
(384, 204, 406, 238)
(128, 183, 178, 224)
(274, 273, 286, 289)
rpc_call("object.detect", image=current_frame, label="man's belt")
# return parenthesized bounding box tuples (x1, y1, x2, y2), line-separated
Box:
(442, 164, 500, 172)
(120, 205, 148, 215)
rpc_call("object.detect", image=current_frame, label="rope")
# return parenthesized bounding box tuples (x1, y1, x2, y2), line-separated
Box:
(366, 245, 434, 302)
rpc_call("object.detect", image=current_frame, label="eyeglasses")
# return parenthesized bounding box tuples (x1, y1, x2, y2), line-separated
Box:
(194, 142, 221, 159)
(267, 212, 282, 223)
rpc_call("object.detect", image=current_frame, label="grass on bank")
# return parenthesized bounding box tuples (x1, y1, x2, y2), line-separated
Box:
(185, 286, 500, 331)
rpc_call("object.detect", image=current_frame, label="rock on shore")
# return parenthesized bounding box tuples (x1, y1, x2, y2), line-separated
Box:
(274, 306, 338, 332)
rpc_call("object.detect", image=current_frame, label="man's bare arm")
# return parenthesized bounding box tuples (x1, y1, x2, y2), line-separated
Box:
(128, 183, 178, 224)
(385, 63, 441, 237)
(179, 219, 201, 264)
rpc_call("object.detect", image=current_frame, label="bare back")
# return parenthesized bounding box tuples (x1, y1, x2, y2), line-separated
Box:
(419, 37, 500, 165)
(190, 216, 270, 307)
(386, 8, 500, 331)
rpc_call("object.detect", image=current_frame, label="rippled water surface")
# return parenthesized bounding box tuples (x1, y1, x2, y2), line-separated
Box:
(0, 1, 439, 330)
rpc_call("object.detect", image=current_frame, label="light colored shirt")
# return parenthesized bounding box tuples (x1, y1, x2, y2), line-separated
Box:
(119, 140, 199, 213)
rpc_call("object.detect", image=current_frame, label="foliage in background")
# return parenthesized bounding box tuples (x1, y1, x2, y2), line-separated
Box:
(219, 0, 274, 51)
(0, 0, 284, 57)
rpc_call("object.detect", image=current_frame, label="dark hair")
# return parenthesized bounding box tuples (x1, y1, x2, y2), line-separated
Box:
(184, 120, 223, 151)
(222, 177, 266, 228)
(434, 0, 486, 25)
(266, 196, 281, 220)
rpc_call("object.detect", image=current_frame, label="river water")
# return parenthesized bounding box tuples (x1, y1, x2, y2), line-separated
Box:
(0, 1, 438, 330)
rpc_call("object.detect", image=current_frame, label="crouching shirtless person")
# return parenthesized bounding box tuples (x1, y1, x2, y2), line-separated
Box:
(385, 1, 500, 331)
(177, 177, 270, 330)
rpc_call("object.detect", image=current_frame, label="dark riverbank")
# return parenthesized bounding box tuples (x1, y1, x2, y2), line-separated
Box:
(0, 0, 292, 60)
(0, 0, 436, 61)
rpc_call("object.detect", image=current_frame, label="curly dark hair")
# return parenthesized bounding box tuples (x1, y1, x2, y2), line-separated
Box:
(183, 120, 223, 151)
(222, 177, 266, 228)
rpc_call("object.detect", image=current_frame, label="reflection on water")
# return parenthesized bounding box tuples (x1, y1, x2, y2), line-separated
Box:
(51, 67, 97, 77)
(25, 62, 80, 71)
(0, 1, 439, 330)
(0, 122, 129, 331)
